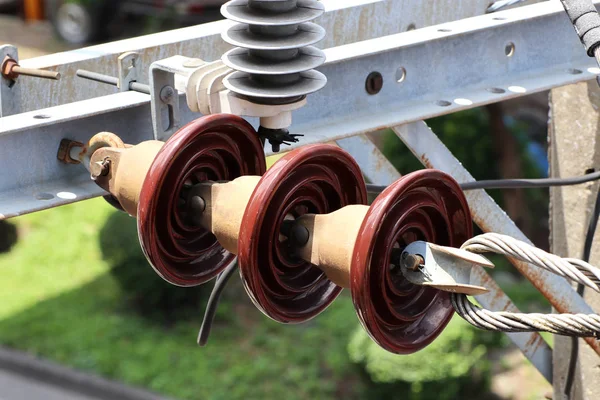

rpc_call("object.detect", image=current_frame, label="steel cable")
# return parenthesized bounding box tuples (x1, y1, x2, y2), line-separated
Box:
(463, 233, 600, 291)
(452, 295, 600, 337)
(451, 233, 600, 337)
(487, 0, 533, 13)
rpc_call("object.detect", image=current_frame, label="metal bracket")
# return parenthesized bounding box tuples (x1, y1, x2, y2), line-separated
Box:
(118, 52, 141, 93)
(77, 51, 149, 95)
(401, 241, 494, 295)
(0, 45, 20, 117)
(149, 57, 184, 141)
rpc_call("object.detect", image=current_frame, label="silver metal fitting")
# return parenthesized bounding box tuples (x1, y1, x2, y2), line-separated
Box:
(400, 241, 495, 295)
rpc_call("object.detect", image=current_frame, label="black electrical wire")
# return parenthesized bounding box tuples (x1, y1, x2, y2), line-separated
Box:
(366, 170, 600, 194)
(583, 187, 600, 263)
(563, 184, 600, 399)
(460, 172, 600, 190)
(197, 258, 238, 346)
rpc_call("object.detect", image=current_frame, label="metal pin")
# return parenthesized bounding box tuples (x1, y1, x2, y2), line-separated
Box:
(76, 69, 119, 86)
(76, 69, 150, 95)
(280, 220, 310, 247)
(189, 196, 206, 214)
(11, 66, 61, 80)
(1, 57, 60, 81)
(400, 252, 424, 271)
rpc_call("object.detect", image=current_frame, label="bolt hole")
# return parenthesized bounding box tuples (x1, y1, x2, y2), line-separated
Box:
(436, 100, 452, 107)
(586, 168, 596, 175)
(161, 106, 171, 131)
(567, 68, 583, 75)
(438, 28, 452, 33)
(396, 67, 406, 83)
(57, 191, 77, 200)
(36, 193, 54, 201)
(505, 42, 515, 57)
(508, 85, 527, 93)
(454, 98, 473, 106)
(365, 71, 383, 95)
(407, 23, 416, 31)
(33, 114, 51, 119)
(487, 87, 506, 94)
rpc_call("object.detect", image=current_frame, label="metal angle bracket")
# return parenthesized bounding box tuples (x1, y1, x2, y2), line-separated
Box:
(149, 57, 183, 141)
(118, 52, 141, 93)
(0, 45, 20, 118)
(401, 241, 495, 295)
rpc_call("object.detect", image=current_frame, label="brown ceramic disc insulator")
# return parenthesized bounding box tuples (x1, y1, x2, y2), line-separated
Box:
(238, 144, 368, 323)
(138, 114, 266, 287)
(351, 169, 472, 354)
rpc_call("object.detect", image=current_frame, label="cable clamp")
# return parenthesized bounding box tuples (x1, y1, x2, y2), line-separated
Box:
(400, 241, 494, 295)
(402, 233, 600, 337)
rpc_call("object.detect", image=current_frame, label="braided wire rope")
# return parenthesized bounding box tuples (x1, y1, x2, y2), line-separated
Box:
(487, 0, 532, 12)
(451, 233, 600, 337)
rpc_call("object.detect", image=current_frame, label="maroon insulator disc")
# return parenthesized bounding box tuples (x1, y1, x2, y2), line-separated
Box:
(351, 169, 472, 354)
(138, 114, 266, 287)
(238, 144, 368, 323)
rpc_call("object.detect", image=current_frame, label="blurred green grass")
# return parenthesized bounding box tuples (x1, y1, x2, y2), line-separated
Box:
(0, 199, 367, 399)
(0, 199, 113, 321)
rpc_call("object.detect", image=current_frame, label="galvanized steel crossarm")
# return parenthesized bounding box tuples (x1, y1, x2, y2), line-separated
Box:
(2, 2, 600, 221)
(10, 0, 495, 112)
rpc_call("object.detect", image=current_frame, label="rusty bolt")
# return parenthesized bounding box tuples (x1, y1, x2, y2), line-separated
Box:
(365, 71, 383, 95)
(1, 56, 60, 81)
(1, 57, 18, 80)
(400, 252, 424, 271)
(57, 139, 84, 165)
